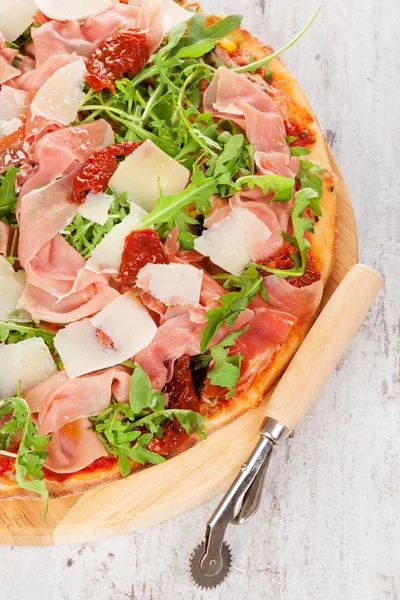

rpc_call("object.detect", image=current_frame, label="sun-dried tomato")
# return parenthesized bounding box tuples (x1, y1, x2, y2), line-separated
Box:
(148, 356, 200, 456)
(86, 28, 149, 93)
(264, 242, 321, 288)
(118, 229, 166, 293)
(71, 141, 141, 203)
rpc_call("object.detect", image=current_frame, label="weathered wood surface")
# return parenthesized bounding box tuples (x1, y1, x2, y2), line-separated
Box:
(0, 0, 398, 598)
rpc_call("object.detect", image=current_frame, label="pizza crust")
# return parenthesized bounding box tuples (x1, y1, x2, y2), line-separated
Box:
(0, 14, 336, 500)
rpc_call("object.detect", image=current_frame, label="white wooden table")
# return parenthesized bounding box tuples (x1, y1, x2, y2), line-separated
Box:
(1, 1, 399, 598)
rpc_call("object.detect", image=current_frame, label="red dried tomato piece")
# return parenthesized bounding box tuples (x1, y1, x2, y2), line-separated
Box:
(264, 242, 321, 288)
(86, 28, 149, 93)
(148, 356, 200, 456)
(118, 229, 166, 293)
(71, 141, 141, 203)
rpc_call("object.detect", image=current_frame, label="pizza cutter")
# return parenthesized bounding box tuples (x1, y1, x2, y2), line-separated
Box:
(187, 263, 383, 589)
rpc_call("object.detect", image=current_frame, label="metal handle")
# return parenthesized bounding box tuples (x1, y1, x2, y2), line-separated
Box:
(200, 418, 289, 576)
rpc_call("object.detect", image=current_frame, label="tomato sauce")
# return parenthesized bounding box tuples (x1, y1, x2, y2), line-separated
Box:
(43, 456, 117, 482)
(71, 141, 141, 203)
(86, 29, 149, 93)
(148, 356, 200, 456)
(118, 229, 166, 293)
(264, 242, 321, 288)
(0, 455, 15, 476)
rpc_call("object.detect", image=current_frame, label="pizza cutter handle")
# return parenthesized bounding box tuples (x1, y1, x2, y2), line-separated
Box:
(264, 264, 383, 434)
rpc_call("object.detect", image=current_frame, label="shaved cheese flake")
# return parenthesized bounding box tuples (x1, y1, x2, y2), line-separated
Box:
(30, 58, 86, 126)
(0, 256, 27, 320)
(0, 0, 36, 42)
(0, 86, 27, 122)
(54, 294, 157, 379)
(194, 207, 271, 276)
(35, 0, 113, 21)
(78, 192, 114, 226)
(161, 0, 193, 34)
(0, 117, 22, 136)
(136, 263, 203, 306)
(86, 204, 147, 275)
(0, 338, 57, 399)
(109, 139, 190, 212)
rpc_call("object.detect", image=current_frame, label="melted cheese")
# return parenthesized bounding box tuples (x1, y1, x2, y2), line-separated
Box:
(0, 338, 57, 399)
(35, 0, 113, 21)
(78, 192, 114, 226)
(54, 294, 157, 379)
(109, 139, 190, 212)
(0, 256, 27, 320)
(30, 58, 86, 126)
(86, 204, 147, 275)
(0, 0, 36, 41)
(194, 207, 272, 276)
(136, 263, 203, 306)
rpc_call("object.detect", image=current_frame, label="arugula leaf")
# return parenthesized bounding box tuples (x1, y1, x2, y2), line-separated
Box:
(177, 14, 242, 58)
(200, 265, 268, 352)
(63, 189, 130, 258)
(0, 167, 19, 220)
(290, 146, 311, 157)
(297, 160, 323, 215)
(235, 174, 294, 201)
(0, 394, 50, 509)
(0, 321, 57, 355)
(205, 133, 254, 196)
(92, 366, 207, 476)
(199, 329, 247, 398)
(234, 7, 321, 74)
(129, 363, 165, 413)
(251, 187, 318, 278)
(142, 164, 217, 229)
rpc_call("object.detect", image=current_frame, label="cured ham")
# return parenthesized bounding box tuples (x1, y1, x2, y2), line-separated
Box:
(30, 367, 130, 435)
(263, 275, 323, 323)
(44, 417, 108, 473)
(19, 281, 119, 324)
(135, 306, 206, 390)
(19, 119, 114, 197)
(235, 295, 296, 391)
(203, 67, 299, 178)
(12, 55, 80, 92)
(0, 35, 21, 84)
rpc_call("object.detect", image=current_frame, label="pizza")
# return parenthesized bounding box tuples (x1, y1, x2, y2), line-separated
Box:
(0, 0, 336, 501)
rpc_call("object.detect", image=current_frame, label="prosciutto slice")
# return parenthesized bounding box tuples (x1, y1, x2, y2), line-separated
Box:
(203, 67, 299, 178)
(30, 367, 130, 435)
(44, 417, 108, 473)
(135, 306, 206, 390)
(11, 54, 80, 91)
(263, 275, 323, 323)
(0, 34, 21, 83)
(19, 281, 119, 324)
(19, 119, 114, 197)
(236, 295, 296, 391)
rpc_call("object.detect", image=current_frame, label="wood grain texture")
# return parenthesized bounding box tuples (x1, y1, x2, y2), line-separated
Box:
(0, 1, 398, 599)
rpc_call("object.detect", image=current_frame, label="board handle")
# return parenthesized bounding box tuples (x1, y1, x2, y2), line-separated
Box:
(264, 264, 383, 433)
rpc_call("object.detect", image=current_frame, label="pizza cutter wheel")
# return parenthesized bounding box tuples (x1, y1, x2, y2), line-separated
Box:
(187, 264, 382, 589)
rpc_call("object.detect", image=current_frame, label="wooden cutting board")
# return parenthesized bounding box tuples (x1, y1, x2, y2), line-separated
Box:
(0, 149, 358, 546)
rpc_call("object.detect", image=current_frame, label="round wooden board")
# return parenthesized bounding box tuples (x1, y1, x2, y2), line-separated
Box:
(0, 149, 358, 546)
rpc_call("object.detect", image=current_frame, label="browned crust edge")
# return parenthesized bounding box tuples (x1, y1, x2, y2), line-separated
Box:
(0, 18, 337, 500)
